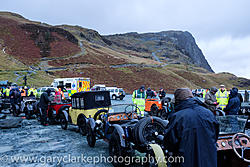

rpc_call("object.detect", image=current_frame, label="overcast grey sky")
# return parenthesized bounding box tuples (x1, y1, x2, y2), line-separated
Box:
(1, 0, 250, 78)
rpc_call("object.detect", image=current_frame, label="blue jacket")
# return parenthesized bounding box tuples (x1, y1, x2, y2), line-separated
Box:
(164, 98, 219, 167)
(224, 88, 240, 115)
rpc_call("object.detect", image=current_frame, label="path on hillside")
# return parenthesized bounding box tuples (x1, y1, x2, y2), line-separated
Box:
(14, 71, 37, 84)
(37, 41, 85, 71)
(151, 50, 168, 67)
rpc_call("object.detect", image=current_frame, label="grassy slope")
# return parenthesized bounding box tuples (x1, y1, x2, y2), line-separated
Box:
(0, 12, 249, 92)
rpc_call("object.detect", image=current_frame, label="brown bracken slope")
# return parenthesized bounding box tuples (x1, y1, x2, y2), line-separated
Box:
(0, 12, 249, 93)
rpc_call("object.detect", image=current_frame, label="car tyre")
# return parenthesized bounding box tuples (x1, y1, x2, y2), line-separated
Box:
(93, 109, 108, 121)
(134, 117, 168, 145)
(78, 116, 87, 135)
(86, 123, 96, 147)
(60, 113, 68, 130)
(112, 95, 117, 100)
(109, 130, 127, 167)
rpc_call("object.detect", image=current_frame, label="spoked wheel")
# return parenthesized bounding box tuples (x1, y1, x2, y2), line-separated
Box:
(78, 116, 87, 135)
(150, 105, 158, 116)
(60, 113, 68, 130)
(134, 117, 168, 145)
(86, 123, 96, 147)
(109, 130, 127, 167)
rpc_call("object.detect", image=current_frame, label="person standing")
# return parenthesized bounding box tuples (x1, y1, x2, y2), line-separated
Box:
(244, 90, 249, 102)
(204, 87, 218, 113)
(224, 88, 241, 115)
(164, 88, 219, 167)
(216, 85, 229, 110)
(39, 89, 51, 126)
(132, 85, 146, 116)
(158, 88, 166, 100)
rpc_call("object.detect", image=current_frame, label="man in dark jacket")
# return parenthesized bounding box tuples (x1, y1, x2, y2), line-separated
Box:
(244, 90, 249, 102)
(224, 88, 241, 115)
(146, 87, 155, 99)
(158, 88, 166, 99)
(164, 88, 219, 167)
(39, 89, 51, 126)
(205, 87, 218, 113)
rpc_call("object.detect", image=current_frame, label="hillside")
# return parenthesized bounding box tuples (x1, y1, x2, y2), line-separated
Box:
(0, 12, 249, 93)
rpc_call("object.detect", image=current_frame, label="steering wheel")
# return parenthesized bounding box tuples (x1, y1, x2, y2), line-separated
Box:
(124, 104, 139, 119)
(215, 109, 225, 116)
(232, 133, 250, 163)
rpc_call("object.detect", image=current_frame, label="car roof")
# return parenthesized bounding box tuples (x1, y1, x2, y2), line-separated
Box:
(71, 90, 110, 98)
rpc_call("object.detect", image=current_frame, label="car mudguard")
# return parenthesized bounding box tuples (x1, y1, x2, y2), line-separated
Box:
(62, 110, 69, 121)
(87, 117, 96, 131)
(148, 144, 167, 167)
(111, 124, 126, 147)
(58, 105, 70, 114)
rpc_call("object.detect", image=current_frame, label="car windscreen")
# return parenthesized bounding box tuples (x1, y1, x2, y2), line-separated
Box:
(119, 89, 124, 93)
(216, 115, 248, 135)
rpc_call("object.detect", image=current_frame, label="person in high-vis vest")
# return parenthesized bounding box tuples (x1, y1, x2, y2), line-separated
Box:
(132, 85, 146, 116)
(216, 85, 229, 110)
(4, 87, 10, 98)
(21, 87, 26, 97)
(28, 88, 37, 97)
(0, 88, 3, 97)
(202, 89, 209, 99)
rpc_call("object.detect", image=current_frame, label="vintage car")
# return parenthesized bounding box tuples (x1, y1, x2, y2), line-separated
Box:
(36, 94, 71, 124)
(144, 97, 173, 119)
(152, 115, 250, 167)
(0, 97, 11, 113)
(60, 91, 111, 135)
(12, 96, 36, 119)
(85, 104, 168, 166)
(216, 115, 250, 167)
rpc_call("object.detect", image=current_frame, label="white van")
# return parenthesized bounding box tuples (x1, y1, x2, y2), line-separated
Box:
(106, 87, 125, 100)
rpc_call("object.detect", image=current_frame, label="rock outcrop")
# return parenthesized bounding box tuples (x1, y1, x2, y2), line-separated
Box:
(104, 31, 214, 72)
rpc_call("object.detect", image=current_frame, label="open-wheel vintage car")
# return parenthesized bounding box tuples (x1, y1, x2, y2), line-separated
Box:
(36, 93, 71, 124)
(85, 103, 168, 166)
(0, 97, 11, 113)
(13, 96, 36, 119)
(60, 91, 111, 135)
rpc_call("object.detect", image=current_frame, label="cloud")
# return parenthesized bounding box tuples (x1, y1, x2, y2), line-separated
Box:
(1, 0, 250, 78)
(198, 36, 250, 79)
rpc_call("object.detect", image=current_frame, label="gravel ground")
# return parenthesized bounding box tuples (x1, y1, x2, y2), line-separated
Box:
(0, 95, 249, 167)
(0, 96, 134, 167)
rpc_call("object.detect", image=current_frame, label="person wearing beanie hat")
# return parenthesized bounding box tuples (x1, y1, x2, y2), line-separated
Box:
(205, 87, 219, 113)
(164, 88, 219, 167)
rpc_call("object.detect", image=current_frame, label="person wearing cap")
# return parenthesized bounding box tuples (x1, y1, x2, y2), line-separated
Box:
(132, 85, 146, 116)
(216, 85, 229, 110)
(164, 88, 219, 167)
(205, 87, 218, 113)
(39, 89, 51, 126)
